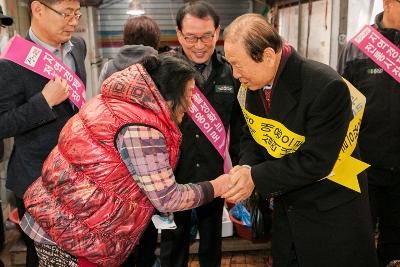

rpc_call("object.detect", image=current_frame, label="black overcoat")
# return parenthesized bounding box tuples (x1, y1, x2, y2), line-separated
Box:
(240, 49, 378, 267)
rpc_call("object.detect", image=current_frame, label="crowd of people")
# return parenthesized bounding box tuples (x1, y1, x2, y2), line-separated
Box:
(0, 0, 398, 267)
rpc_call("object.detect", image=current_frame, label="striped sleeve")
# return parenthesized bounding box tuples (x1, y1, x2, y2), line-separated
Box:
(116, 125, 214, 212)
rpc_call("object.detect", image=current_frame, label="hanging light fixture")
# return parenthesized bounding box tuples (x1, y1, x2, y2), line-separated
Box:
(126, 0, 145, 16)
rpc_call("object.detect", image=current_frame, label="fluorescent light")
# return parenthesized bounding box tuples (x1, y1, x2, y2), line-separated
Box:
(126, 0, 145, 16)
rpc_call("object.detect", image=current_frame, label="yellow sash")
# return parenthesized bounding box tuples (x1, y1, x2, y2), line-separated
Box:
(237, 79, 369, 192)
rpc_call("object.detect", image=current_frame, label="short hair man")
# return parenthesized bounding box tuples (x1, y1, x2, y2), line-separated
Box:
(338, 1, 400, 266)
(159, 1, 243, 267)
(0, 1, 86, 266)
(97, 15, 162, 267)
(222, 13, 378, 267)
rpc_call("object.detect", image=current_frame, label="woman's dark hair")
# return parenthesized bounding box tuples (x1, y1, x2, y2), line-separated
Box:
(176, 1, 219, 31)
(141, 55, 196, 114)
(123, 16, 161, 49)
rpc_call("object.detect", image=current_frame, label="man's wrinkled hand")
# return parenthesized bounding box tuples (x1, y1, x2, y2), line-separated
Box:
(229, 165, 242, 175)
(222, 166, 254, 203)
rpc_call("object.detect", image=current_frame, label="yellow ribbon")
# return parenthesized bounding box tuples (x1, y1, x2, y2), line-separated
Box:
(237, 79, 369, 192)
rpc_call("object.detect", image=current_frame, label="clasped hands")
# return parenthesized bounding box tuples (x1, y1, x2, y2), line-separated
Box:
(212, 165, 255, 203)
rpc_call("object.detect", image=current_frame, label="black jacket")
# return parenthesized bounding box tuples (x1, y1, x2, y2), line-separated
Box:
(0, 36, 86, 198)
(241, 49, 377, 267)
(173, 48, 243, 183)
(338, 12, 400, 170)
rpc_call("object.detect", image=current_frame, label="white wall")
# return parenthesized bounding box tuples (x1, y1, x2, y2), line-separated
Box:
(347, 0, 383, 41)
(278, 0, 332, 65)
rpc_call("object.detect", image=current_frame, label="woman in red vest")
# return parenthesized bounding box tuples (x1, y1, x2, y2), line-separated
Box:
(21, 55, 230, 267)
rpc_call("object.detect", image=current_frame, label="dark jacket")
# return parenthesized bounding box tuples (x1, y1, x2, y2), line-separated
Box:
(0, 36, 86, 198)
(0, 140, 3, 162)
(241, 49, 377, 267)
(98, 44, 158, 87)
(338, 12, 400, 170)
(173, 48, 242, 183)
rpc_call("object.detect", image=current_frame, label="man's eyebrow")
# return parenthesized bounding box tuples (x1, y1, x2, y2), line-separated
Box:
(184, 31, 213, 35)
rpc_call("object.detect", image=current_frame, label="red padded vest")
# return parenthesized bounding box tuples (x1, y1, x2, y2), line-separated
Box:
(24, 64, 181, 266)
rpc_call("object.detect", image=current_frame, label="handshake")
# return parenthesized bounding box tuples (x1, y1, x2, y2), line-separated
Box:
(211, 165, 255, 203)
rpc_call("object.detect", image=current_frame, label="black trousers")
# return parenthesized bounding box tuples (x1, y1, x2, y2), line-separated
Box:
(121, 223, 158, 267)
(368, 166, 400, 267)
(16, 196, 39, 267)
(160, 197, 224, 267)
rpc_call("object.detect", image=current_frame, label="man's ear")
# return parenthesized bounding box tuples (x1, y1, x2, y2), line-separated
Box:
(176, 26, 184, 43)
(214, 25, 221, 40)
(31, 1, 43, 18)
(263, 47, 277, 66)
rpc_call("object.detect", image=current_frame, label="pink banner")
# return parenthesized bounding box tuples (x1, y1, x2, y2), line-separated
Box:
(0, 35, 86, 109)
(188, 86, 232, 173)
(351, 25, 400, 83)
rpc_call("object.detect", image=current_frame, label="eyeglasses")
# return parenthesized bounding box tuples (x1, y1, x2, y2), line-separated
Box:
(39, 1, 82, 21)
(181, 32, 215, 44)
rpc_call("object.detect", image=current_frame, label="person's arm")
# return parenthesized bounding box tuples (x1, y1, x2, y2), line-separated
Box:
(116, 125, 230, 213)
(250, 79, 352, 196)
(0, 61, 69, 139)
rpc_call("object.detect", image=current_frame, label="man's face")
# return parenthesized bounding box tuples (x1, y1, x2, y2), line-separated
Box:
(224, 40, 272, 90)
(176, 14, 220, 64)
(34, 0, 81, 46)
(386, 0, 400, 29)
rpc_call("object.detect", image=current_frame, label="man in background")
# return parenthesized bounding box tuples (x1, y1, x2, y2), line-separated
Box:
(0, 7, 13, 266)
(338, 0, 400, 266)
(160, 1, 242, 267)
(0, 4, 13, 161)
(98, 15, 161, 267)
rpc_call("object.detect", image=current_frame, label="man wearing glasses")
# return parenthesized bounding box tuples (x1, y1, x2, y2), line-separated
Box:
(338, 1, 400, 266)
(0, 1, 86, 266)
(160, 1, 243, 267)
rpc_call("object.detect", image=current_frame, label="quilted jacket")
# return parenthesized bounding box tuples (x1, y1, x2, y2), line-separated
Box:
(24, 64, 181, 266)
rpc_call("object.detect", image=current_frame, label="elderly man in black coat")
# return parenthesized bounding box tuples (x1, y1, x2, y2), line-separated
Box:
(222, 14, 378, 267)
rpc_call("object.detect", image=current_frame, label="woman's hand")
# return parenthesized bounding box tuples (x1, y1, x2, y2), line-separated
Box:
(210, 174, 231, 197)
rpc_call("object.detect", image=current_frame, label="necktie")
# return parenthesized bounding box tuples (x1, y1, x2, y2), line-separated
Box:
(194, 63, 206, 73)
(263, 86, 272, 114)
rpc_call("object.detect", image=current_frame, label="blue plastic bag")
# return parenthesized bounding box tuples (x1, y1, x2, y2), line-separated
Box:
(231, 202, 251, 227)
